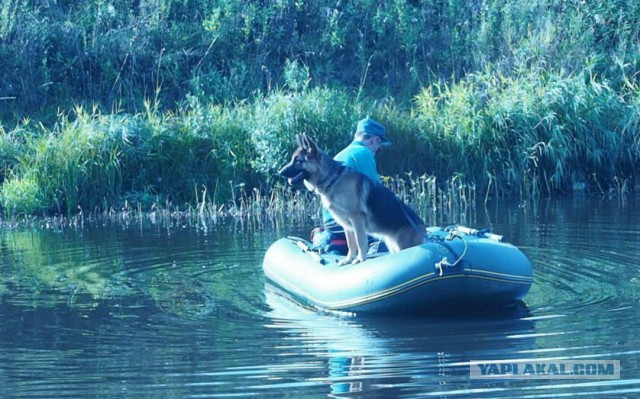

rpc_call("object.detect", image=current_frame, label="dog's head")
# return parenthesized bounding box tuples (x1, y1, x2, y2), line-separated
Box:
(279, 133, 321, 185)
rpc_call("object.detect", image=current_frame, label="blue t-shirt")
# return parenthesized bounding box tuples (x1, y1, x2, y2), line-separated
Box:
(322, 140, 379, 225)
(334, 141, 380, 182)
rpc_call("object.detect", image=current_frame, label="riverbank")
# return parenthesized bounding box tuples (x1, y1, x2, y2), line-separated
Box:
(2, 2, 639, 218)
(1, 73, 638, 218)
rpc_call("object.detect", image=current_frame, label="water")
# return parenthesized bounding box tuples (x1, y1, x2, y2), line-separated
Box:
(0, 197, 639, 398)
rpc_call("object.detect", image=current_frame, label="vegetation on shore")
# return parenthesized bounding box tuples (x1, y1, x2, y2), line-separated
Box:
(0, 1, 639, 218)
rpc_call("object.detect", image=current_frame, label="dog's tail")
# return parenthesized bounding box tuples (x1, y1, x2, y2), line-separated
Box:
(396, 198, 427, 238)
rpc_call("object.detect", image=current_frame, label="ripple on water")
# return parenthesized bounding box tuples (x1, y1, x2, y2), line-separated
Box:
(523, 229, 636, 313)
(1, 201, 640, 398)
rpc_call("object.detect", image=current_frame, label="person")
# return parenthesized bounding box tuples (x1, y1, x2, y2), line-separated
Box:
(311, 117, 391, 254)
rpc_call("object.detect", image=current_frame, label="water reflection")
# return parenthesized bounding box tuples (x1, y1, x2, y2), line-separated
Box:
(264, 284, 536, 398)
(0, 197, 639, 398)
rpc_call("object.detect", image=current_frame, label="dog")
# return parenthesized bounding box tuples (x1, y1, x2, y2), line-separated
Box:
(279, 133, 426, 264)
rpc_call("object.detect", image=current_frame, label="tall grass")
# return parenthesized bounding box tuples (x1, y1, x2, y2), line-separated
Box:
(4, 0, 638, 127)
(5, 107, 123, 215)
(122, 98, 256, 207)
(250, 87, 368, 178)
(1, 76, 638, 219)
(413, 67, 638, 198)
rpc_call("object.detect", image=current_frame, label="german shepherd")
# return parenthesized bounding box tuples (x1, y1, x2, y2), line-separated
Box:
(279, 133, 426, 264)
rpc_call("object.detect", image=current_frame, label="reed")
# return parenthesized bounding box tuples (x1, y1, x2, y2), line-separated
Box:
(0, 124, 21, 185)
(249, 87, 365, 178)
(413, 66, 638, 199)
(1, 107, 121, 216)
(1, 74, 638, 221)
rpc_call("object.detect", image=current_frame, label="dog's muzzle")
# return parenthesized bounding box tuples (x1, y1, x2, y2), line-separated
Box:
(279, 165, 308, 185)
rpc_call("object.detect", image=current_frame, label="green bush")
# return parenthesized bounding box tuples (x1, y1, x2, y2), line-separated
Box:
(1, 70, 639, 217)
(0, 175, 44, 217)
(123, 97, 256, 205)
(414, 67, 636, 197)
(4, 0, 637, 127)
(249, 87, 364, 179)
(0, 126, 22, 184)
(14, 109, 123, 214)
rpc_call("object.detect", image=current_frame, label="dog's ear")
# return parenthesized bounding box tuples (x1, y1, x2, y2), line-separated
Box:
(296, 133, 310, 151)
(302, 133, 318, 155)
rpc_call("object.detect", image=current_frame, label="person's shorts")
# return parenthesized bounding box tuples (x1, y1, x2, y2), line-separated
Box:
(310, 225, 387, 255)
(310, 225, 347, 254)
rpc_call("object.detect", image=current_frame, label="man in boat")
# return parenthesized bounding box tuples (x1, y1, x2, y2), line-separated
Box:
(310, 117, 391, 254)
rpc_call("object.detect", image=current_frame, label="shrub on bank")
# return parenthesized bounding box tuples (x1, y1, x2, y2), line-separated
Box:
(0, 126, 22, 185)
(0, 76, 638, 217)
(0, 175, 44, 216)
(250, 87, 366, 179)
(9, 108, 123, 215)
(414, 67, 638, 197)
(121, 99, 256, 207)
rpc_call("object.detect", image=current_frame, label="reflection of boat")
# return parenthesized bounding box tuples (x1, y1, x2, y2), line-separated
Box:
(262, 226, 533, 315)
(263, 283, 535, 397)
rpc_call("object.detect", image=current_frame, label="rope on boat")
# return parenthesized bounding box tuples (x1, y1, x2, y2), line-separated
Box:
(433, 225, 502, 276)
(396, 197, 468, 275)
(435, 231, 468, 276)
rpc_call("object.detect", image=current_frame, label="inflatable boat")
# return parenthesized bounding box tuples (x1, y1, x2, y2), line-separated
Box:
(262, 226, 533, 315)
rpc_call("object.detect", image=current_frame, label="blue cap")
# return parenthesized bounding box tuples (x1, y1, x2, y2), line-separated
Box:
(356, 118, 391, 146)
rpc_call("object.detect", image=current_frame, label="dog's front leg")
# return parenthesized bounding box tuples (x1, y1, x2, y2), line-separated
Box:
(351, 219, 369, 264)
(340, 229, 358, 265)
(341, 218, 367, 265)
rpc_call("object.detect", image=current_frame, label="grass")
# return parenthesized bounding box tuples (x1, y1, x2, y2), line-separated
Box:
(0, 71, 638, 221)
(413, 66, 639, 198)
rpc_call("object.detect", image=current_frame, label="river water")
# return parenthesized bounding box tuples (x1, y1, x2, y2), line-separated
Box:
(0, 197, 639, 398)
